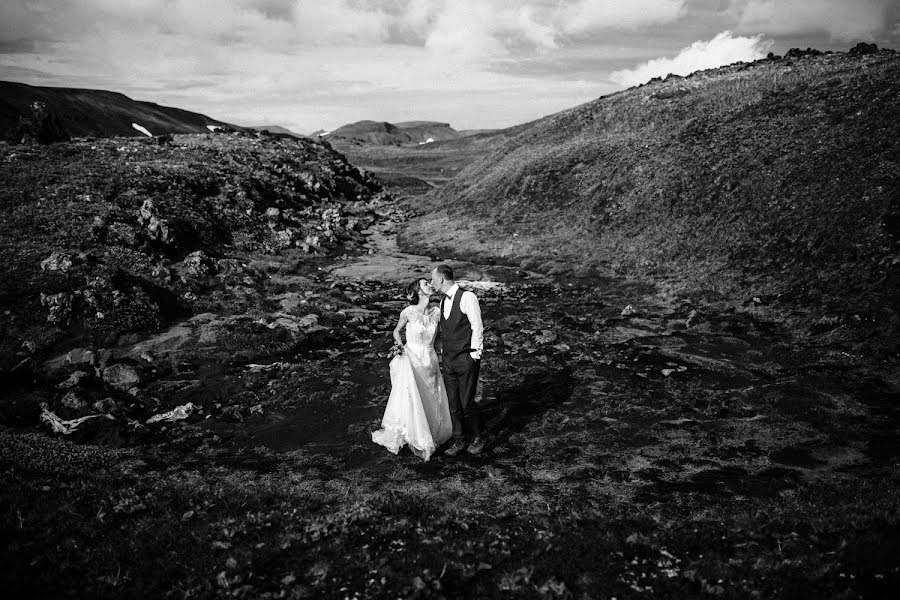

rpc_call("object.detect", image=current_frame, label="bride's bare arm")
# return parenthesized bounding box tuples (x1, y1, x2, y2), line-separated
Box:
(393, 310, 408, 346)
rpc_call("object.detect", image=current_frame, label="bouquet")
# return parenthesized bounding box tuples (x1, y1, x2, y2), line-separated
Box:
(388, 342, 404, 359)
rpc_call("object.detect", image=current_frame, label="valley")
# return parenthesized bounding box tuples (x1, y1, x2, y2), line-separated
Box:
(1, 46, 898, 599)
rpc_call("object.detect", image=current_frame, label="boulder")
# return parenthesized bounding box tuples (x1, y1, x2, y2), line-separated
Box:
(179, 250, 213, 279)
(785, 47, 823, 59)
(89, 216, 108, 241)
(9, 101, 70, 145)
(137, 198, 172, 245)
(61, 390, 87, 410)
(102, 363, 141, 393)
(40, 292, 74, 326)
(93, 397, 118, 412)
(40, 251, 77, 272)
(57, 370, 90, 391)
(65, 348, 96, 368)
(849, 42, 878, 56)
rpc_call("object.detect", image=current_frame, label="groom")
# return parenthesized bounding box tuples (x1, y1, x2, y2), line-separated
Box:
(431, 264, 485, 456)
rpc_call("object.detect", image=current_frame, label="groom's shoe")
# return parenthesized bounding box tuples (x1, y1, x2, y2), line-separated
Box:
(445, 438, 467, 457)
(467, 436, 485, 455)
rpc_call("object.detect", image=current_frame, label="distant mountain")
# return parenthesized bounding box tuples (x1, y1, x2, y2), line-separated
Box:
(0, 80, 240, 138)
(418, 120, 536, 152)
(326, 120, 538, 195)
(325, 120, 464, 145)
(246, 125, 307, 138)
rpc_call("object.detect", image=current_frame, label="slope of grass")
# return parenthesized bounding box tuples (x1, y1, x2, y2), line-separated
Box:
(400, 51, 900, 343)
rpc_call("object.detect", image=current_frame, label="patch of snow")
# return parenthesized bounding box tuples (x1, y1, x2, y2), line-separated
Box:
(131, 123, 153, 137)
(418, 137, 435, 145)
(206, 125, 222, 132)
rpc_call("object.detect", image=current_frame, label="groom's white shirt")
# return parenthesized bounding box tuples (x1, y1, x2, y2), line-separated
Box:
(443, 283, 483, 360)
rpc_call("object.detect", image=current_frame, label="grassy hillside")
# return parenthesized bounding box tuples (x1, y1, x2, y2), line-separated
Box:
(0, 80, 238, 138)
(401, 50, 900, 341)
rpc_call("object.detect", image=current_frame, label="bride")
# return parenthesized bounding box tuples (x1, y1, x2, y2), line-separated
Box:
(372, 278, 452, 461)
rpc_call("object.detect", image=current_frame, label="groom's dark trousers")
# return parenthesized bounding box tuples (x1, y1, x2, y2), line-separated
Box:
(440, 289, 483, 439)
(442, 353, 482, 439)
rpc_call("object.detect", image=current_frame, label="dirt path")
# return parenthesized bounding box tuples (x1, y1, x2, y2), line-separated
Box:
(198, 215, 899, 499)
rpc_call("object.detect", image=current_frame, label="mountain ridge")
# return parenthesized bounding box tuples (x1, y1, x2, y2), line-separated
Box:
(325, 119, 465, 145)
(0, 80, 240, 138)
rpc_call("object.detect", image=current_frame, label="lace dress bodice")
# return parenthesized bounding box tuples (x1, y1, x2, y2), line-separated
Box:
(402, 305, 440, 350)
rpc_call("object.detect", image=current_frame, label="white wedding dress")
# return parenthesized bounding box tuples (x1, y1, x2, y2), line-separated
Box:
(372, 305, 452, 461)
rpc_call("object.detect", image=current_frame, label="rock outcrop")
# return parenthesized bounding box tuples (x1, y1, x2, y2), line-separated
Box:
(6, 101, 70, 145)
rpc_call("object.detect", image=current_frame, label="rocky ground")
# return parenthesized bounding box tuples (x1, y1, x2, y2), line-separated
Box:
(1, 133, 898, 599)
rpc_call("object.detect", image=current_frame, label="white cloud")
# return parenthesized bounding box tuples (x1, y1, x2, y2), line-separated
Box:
(0, 0, 797, 132)
(0, 1, 694, 68)
(736, 0, 893, 41)
(11, 0, 393, 46)
(292, 1, 392, 43)
(560, 0, 686, 34)
(410, 0, 689, 61)
(423, 0, 508, 59)
(610, 31, 773, 87)
(516, 5, 558, 49)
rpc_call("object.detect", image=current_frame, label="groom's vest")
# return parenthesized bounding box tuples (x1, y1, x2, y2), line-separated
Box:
(440, 287, 473, 359)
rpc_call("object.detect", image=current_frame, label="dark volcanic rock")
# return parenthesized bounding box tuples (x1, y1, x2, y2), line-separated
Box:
(785, 47, 824, 58)
(102, 364, 141, 393)
(7, 101, 70, 145)
(849, 42, 879, 55)
(0, 133, 388, 398)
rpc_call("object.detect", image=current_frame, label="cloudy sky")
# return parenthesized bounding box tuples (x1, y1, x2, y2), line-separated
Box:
(1, 1, 898, 133)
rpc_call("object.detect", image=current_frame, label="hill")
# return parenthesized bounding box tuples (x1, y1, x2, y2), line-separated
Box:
(246, 125, 306, 138)
(328, 120, 537, 194)
(325, 119, 464, 145)
(0, 80, 239, 138)
(0, 132, 385, 375)
(400, 48, 900, 345)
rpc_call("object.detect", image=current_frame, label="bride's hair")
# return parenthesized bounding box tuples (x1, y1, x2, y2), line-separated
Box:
(405, 279, 424, 305)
